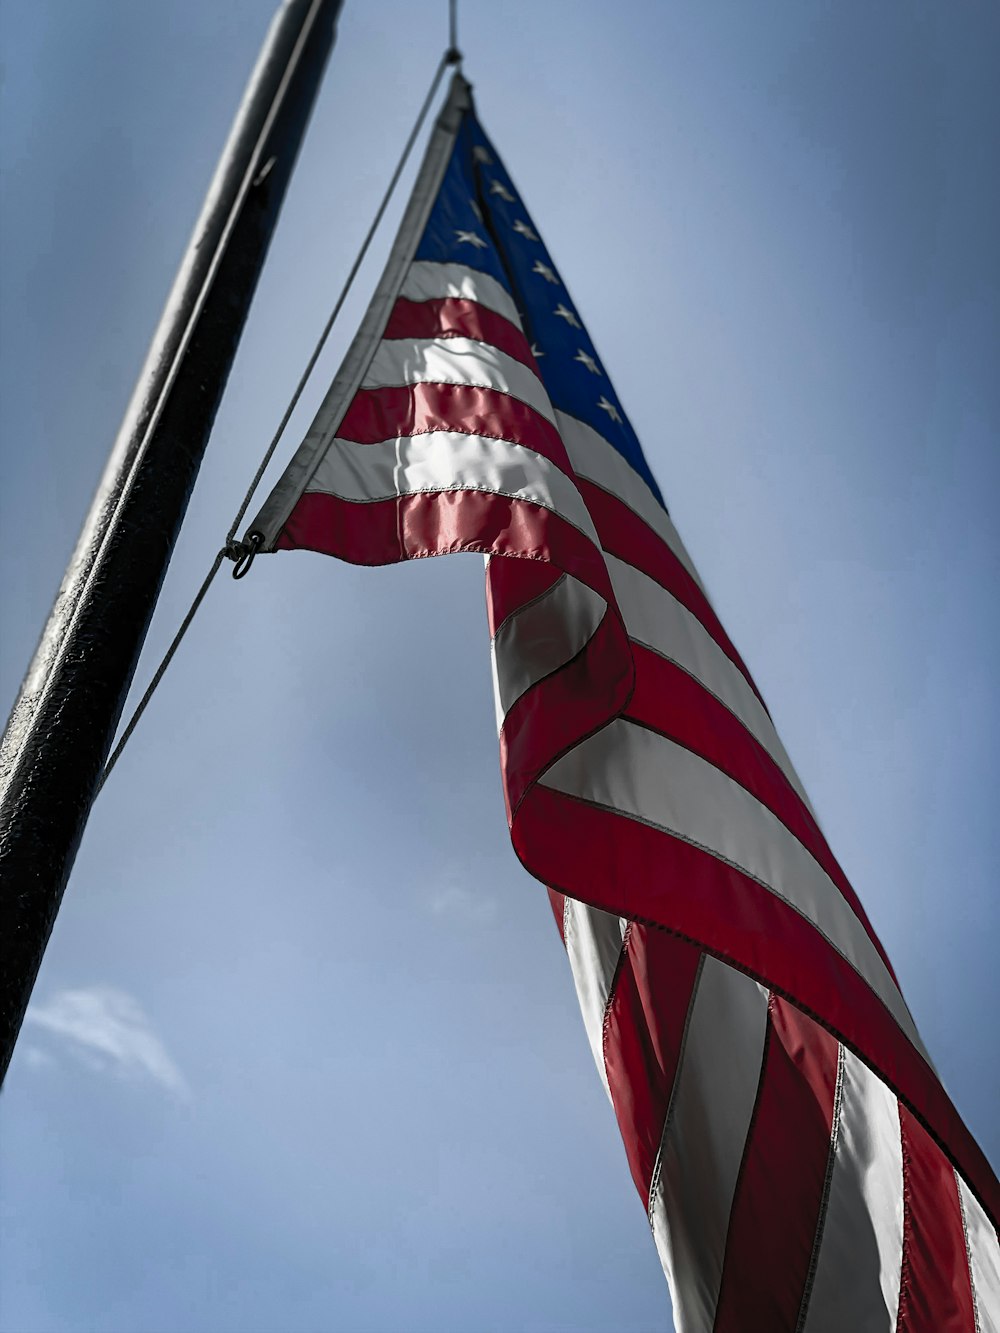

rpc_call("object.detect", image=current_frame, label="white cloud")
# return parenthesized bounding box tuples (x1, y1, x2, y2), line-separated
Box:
(427, 882, 498, 925)
(23, 1045, 54, 1070)
(25, 986, 189, 1101)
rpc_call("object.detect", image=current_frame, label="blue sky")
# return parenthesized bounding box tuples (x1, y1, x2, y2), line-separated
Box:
(1, 3, 998, 1330)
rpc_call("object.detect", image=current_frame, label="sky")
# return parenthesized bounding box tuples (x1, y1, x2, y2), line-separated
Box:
(1, 3, 998, 1331)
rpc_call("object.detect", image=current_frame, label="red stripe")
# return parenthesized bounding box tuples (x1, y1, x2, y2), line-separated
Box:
(896, 1106, 978, 1332)
(383, 296, 537, 371)
(278, 489, 402, 563)
(499, 607, 633, 819)
(277, 489, 612, 600)
(513, 784, 1000, 1225)
(602, 926, 702, 1200)
(577, 476, 764, 706)
(628, 647, 898, 983)
(714, 997, 840, 1333)
(485, 557, 563, 638)
(339, 381, 568, 470)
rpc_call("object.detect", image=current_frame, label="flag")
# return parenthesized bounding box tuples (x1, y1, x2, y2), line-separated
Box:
(247, 72, 999, 1328)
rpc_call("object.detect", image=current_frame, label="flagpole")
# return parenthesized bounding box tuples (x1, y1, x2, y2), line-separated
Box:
(0, 0, 343, 1082)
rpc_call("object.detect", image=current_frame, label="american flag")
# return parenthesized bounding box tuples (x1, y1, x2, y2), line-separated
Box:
(248, 72, 999, 1329)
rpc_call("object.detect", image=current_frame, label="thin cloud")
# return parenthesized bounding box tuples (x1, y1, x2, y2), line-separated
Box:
(22, 1045, 54, 1070)
(25, 986, 189, 1101)
(427, 882, 498, 925)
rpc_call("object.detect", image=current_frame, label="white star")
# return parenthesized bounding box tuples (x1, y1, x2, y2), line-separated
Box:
(469, 198, 483, 222)
(533, 260, 559, 284)
(530, 343, 544, 359)
(455, 229, 488, 250)
(473, 145, 493, 164)
(597, 396, 622, 424)
(575, 348, 601, 374)
(489, 180, 516, 202)
(513, 219, 539, 242)
(553, 303, 581, 328)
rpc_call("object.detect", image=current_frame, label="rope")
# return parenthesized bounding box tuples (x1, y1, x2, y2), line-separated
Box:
(448, 0, 461, 65)
(98, 45, 458, 792)
(94, 551, 226, 797)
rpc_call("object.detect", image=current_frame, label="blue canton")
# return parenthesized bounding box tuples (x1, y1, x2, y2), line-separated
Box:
(415, 104, 666, 510)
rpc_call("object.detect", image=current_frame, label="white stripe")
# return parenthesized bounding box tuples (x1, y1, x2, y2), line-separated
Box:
(540, 720, 921, 1053)
(605, 552, 810, 809)
(364, 337, 555, 425)
(401, 259, 523, 329)
(958, 1176, 1000, 1333)
(803, 1050, 904, 1333)
(491, 574, 607, 726)
(304, 431, 599, 544)
(561, 897, 627, 1101)
(557, 411, 825, 825)
(556, 410, 704, 589)
(649, 956, 768, 1333)
(248, 78, 471, 547)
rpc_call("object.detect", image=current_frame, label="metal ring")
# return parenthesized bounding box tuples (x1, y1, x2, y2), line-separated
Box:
(231, 531, 263, 579)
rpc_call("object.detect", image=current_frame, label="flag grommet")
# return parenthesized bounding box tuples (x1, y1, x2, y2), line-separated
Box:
(230, 531, 263, 580)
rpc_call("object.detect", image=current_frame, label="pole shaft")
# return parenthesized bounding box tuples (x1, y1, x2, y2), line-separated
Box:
(0, 0, 343, 1080)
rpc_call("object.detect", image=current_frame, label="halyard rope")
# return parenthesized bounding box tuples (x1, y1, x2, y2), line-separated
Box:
(97, 45, 459, 794)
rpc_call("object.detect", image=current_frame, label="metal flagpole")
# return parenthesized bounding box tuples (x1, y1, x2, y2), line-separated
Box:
(0, 0, 343, 1082)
